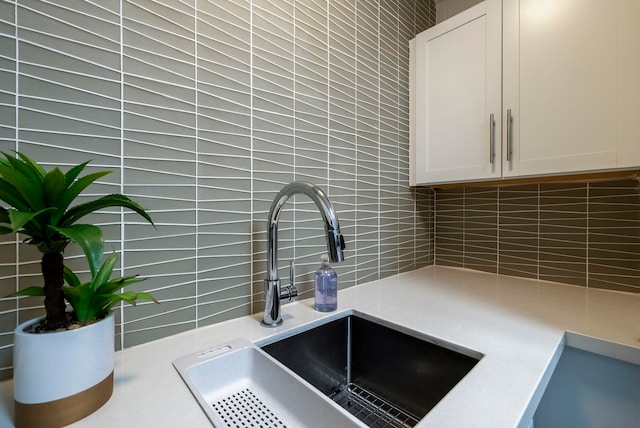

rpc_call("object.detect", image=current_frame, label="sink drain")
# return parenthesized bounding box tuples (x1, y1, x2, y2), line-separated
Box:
(212, 388, 287, 428)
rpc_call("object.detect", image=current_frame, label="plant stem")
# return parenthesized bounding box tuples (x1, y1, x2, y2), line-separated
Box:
(41, 252, 67, 329)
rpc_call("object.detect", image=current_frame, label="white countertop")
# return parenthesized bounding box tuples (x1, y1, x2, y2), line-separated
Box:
(2, 265, 640, 427)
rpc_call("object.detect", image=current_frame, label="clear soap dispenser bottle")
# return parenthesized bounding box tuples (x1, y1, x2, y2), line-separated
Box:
(314, 254, 337, 312)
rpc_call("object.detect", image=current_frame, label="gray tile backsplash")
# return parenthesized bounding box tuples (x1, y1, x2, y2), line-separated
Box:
(436, 180, 640, 293)
(0, 0, 436, 379)
(435, 0, 482, 23)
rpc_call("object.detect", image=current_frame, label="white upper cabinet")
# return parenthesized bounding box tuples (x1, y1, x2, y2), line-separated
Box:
(410, 2, 501, 185)
(410, 0, 640, 186)
(503, 0, 640, 177)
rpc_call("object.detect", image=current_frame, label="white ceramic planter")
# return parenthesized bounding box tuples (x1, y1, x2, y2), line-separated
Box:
(13, 313, 115, 428)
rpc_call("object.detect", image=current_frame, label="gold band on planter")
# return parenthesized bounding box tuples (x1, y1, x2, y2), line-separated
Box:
(15, 371, 114, 428)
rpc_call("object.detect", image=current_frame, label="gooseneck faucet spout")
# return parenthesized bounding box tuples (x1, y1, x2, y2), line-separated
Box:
(261, 182, 346, 327)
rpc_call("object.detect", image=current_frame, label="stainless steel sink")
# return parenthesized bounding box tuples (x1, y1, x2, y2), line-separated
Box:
(259, 311, 482, 427)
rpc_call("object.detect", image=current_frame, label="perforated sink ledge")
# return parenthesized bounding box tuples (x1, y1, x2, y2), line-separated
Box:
(173, 339, 364, 428)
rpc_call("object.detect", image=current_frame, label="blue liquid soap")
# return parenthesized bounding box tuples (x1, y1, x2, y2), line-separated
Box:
(314, 255, 338, 312)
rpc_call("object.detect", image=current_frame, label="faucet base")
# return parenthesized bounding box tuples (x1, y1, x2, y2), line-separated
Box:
(260, 319, 283, 328)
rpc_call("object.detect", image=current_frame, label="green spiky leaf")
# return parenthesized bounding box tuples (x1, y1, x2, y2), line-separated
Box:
(0, 177, 30, 211)
(63, 160, 90, 186)
(8, 208, 54, 233)
(8, 286, 45, 297)
(62, 284, 95, 321)
(61, 255, 158, 323)
(61, 194, 154, 228)
(96, 275, 145, 296)
(15, 151, 46, 179)
(0, 155, 44, 211)
(52, 171, 112, 224)
(90, 252, 117, 291)
(53, 224, 104, 276)
(43, 167, 67, 206)
(63, 266, 81, 288)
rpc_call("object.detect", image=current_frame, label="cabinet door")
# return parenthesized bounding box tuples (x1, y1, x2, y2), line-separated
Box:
(617, 0, 640, 168)
(410, 1, 501, 185)
(503, 0, 640, 177)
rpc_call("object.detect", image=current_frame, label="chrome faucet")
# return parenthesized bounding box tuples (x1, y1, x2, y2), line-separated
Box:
(261, 182, 346, 327)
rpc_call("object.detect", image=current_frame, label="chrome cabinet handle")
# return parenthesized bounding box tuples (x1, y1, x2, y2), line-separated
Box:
(506, 109, 513, 162)
(489, 113, 495, 164)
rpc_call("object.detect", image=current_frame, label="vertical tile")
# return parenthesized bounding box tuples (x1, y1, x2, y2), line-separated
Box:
(294, 0, 328, 185)
(15, 0, 122, 286)
(292, 0, 330, 298)
(498, 184, 539, 278)
(539, 183, 587, 286)
(0, 2, 16, 377)
(15, 0, 122, 231)
(435, 188, 464, 267)
(122, 0, 197, 347)
(378, 0, 400, 279)
(398, 187, 418, 272)
(416, 0, 437, 33)
(439, 0, 482, 23)
(15, 243, 44, 325)
(355, 0, 380, 283)
(415, 187, 435, 267)
(0, 347, 12, 379)
(0, 0, 15, 150)
(17, 0, 121, 164)
(328, 0, 357, 289)
(251, 0, 295, 311)
(588, 180, 640, 292)
(464, 187, 498, 273)
(398, 0, 421, 273)
(196, 0, 253, 326)
(0, 0, 16, 35)
(0, 238, 17, 380)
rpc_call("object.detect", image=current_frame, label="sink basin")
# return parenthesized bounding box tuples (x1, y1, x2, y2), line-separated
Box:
(174, 311, 481, 428)
(173, 339, 363, 427)
(259, 311, 482, 427)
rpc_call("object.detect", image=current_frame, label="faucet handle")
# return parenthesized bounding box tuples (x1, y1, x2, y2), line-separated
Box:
(280, 260, 298, 301)
(289, 260, 295, 289)
(281, 285, 298, 301)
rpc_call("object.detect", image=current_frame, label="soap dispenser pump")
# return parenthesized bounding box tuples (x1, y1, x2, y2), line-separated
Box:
(314, 254, 337, 312)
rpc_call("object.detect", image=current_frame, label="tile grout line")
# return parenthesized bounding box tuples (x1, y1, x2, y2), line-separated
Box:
(249, 0, 254, 316)
(377, 0, 381, 279)
(292, 0, 297, 277)
(496, 186, 500, 274)
(433, 189, 437, 265)
(585, 182, 590, 324)
(119, 0, 125, 350)
(354, 0, 359, 284)
(462, 186, 466, 269)
(194, 2, 199, 327)
(14, 0, 20, 330)
(537, 183, 540, 280)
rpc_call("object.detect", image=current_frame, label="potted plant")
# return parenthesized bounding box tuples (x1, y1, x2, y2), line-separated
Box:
(0, 152, 157, 427)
